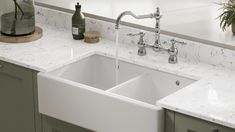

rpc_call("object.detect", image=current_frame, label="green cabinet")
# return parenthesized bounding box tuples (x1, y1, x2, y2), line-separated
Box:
(42, 115, 92, 132)
(0, 60, 41, 132)
(165, 110, 235, 132)
(0, 60, 92, 132)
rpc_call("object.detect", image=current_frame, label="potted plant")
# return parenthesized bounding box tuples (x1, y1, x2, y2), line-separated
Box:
(218, 0, 235, 35)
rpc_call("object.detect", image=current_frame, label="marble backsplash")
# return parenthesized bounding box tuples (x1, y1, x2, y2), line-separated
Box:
(35, 6, 235, 70)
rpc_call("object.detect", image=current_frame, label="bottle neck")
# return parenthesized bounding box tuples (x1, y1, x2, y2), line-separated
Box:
(75, 4, 81, 11)
(75, 8, 81, 12)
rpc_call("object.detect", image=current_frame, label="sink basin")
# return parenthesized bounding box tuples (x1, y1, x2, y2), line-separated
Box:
(108, 71, 194, 105)
(38, 54, 196, 132)
(48, 54, 143, 90)
(108, 74, 171, 105)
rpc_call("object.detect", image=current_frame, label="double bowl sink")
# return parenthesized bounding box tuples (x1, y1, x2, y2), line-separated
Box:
(38, 54, 196, 132)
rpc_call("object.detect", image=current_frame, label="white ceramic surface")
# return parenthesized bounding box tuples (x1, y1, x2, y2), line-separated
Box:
(108, 70, 195, 104)
(38, 54, 195, 132)
(48, 54, 143, 90)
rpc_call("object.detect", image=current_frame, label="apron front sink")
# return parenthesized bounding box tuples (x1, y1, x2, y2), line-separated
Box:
(38, 54, 196, 132)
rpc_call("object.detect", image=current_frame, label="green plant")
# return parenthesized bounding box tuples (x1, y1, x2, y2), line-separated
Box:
(10, 0, 25, 35)
(218, 0, 235, 31)
(13, 0, 24, 19)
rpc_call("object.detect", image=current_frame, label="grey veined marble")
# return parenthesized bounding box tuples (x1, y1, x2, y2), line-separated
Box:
(0, 5, 235, 129)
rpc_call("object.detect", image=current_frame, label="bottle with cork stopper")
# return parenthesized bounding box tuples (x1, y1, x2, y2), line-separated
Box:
(72, 2, 85, 40)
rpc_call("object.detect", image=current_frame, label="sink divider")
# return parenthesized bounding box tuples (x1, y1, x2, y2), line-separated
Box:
(106, 73, 146, 92)
(104, 73, 161, 109)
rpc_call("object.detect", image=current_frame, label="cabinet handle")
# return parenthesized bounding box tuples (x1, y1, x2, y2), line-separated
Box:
(187, 129, 196, 132)
(212, 128, 219, 132)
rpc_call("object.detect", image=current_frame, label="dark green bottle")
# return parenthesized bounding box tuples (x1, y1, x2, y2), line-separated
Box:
(72, 3, 85, 40)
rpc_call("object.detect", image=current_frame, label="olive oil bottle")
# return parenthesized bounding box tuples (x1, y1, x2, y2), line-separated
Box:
(72, 3, 85, 40)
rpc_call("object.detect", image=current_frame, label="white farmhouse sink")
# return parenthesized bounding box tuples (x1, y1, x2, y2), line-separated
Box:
(38, 54, 196, 132)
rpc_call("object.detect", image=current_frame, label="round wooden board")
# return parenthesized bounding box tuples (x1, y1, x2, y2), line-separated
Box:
(0, 26, 43, 43)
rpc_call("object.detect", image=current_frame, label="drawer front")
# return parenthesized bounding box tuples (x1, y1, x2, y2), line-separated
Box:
(221, 126, 235, 132)
(175, 113, 221, 132)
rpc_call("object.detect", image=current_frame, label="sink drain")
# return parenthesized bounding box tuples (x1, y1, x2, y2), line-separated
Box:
(176, 80, 180, 86)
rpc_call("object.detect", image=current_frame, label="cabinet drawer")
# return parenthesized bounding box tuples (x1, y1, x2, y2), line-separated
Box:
(175, 113, 221, 132)
(175, 113, 235, 132)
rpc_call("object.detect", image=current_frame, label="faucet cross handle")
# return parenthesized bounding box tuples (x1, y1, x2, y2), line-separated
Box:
(127, 32, 145, 37)
(127, 32, 145, 45)
(127, 32, 147, 56)
(154, 7, 162, 19)
(167, 39, 187, 64)
(170, 39, 186, 45)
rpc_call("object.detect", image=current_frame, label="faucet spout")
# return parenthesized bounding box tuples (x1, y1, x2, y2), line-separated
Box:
(115, 8, 162, 52)
(115, 11, 158, 29)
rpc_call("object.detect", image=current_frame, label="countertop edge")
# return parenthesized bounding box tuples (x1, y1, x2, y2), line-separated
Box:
(157, 102, 235, 129)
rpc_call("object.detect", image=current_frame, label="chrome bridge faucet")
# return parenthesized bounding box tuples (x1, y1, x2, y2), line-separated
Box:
(115, 8, 186, 64)
(115, 8, 162, 49)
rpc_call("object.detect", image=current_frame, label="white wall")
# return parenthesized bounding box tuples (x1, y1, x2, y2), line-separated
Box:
(35, 0, 221, 27)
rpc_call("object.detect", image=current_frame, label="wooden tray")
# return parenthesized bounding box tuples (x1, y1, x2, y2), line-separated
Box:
(0, 26, 43, 43)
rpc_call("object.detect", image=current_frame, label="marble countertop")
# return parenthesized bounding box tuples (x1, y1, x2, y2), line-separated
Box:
(158, 76, 235, 129)
(1, 24, 235, 129)
(35, 0, 235, 50)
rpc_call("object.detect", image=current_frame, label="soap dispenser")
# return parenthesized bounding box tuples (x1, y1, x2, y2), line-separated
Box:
(72, 2, 85, 40)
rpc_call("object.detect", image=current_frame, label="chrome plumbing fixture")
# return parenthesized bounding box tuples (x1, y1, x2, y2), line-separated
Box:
(127, 31, 186, 64)
(167, 39, 186, 64)
(115, 8, 186, 64)
(127, 32, 146, 56)
(115, 8, 162, 49)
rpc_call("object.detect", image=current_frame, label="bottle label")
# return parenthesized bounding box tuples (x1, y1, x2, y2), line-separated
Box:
(72, 27, 79, 35)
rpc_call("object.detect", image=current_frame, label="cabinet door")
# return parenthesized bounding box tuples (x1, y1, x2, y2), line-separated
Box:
(42, 115, 92, 132)
(165, 110, 175, 132)
(0, 61, 35, 132)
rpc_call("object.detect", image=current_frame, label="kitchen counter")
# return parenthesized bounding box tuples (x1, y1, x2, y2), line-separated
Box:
(158, 76, 235, 129)
(35, 0, 235, 50)
(1, 23, 235, 129)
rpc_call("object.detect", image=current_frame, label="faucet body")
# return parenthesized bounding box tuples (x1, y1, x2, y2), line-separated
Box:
(115, 8, 185, 64)
(153, 8, 162, 50)
(115, 8, 162, 48)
